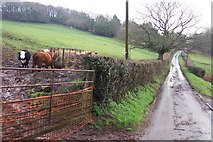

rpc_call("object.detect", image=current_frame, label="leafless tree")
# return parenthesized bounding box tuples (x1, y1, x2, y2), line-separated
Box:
(138, 1, 199, 60)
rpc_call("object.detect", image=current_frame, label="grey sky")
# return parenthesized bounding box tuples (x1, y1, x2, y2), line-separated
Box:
(17, 0, 211, 30)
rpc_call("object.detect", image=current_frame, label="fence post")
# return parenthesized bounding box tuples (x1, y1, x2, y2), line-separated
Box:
(54, 48, 56, 56)
(125, 0, 129, 60)
(48, 70, 55, 124)
(62, 48, 65, 67)
(50, 48, 52, 59)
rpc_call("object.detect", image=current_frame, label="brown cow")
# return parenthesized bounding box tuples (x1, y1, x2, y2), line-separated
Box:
(32, 51, 53, 68)
(203, 74, 213, 83)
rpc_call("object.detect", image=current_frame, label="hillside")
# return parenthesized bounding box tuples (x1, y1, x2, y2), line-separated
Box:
(2, 20, 158, 60)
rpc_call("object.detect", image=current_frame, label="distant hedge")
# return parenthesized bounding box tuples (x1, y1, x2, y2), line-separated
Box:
(82, 56, 167, 103)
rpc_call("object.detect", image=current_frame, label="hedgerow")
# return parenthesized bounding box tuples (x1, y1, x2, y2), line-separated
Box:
(83, 56, 167, 103)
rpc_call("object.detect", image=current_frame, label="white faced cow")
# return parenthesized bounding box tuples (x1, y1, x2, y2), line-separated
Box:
(18, 50, 31, 68)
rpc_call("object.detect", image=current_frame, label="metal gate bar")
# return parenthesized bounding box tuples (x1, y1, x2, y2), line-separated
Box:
(0, 67, 95, 140)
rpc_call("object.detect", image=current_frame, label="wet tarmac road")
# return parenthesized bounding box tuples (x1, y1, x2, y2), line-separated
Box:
(140, 51, 212, 140)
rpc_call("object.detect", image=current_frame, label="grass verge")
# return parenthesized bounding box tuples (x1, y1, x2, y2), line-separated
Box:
(179, 56, 212, 98)
(189, 53, 212, 75)
(92, 66, 168, 131)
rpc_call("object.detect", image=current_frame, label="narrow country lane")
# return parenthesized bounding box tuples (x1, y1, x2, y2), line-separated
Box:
(140, 51, 212, 140)
(66, 51, 212, 141)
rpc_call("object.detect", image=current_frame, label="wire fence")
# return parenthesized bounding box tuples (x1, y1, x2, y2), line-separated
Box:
(0, 67, 95, 140)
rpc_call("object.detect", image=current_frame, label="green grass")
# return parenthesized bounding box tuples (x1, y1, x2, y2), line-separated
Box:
(179, 57, 212, 98)
(27, 88, 50, 98)
(92, 68, 167, 130)
(189, 53, 212, 75)
(2, 20, 158, 60)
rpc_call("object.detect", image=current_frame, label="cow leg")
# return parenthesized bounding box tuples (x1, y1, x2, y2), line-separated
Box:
(25, 61, 29, 68)
(32, 62, 35, 68)
(21, 63, 24, 68)
(23, 63, 27, 68)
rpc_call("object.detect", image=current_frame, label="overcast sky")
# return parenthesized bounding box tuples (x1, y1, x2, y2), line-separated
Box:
(18, 0, 211, 30)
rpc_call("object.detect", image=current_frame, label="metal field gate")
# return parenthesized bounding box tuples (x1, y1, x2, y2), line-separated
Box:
(0, 67, 95, 140)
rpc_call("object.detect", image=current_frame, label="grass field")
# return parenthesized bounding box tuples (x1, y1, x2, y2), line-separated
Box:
(189, 53, 212, 75)
(2, 20, 158, 60)
(179, 57, 212, 98)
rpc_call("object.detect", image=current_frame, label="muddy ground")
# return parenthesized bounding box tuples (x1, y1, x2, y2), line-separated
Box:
(0, 48, 87, 101)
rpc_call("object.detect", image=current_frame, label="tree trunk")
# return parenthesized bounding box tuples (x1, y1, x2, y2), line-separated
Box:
(158, 52, 164, 60)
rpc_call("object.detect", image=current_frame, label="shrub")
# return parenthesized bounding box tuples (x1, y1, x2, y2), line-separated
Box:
(188, 66, 205, 78)
(27, 88, 49, 98)
(82, 55, 166, 103)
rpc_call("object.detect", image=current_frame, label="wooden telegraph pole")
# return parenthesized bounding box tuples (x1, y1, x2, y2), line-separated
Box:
(125, 0, 129, 60)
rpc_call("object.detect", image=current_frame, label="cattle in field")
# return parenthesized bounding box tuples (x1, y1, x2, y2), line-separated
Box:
(32, 51, 53, 69)
(81, 51, 98, 55)
(203, 74, 213, 83)
(17, 50, 31, 68)
(42, 49, 50, 52)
